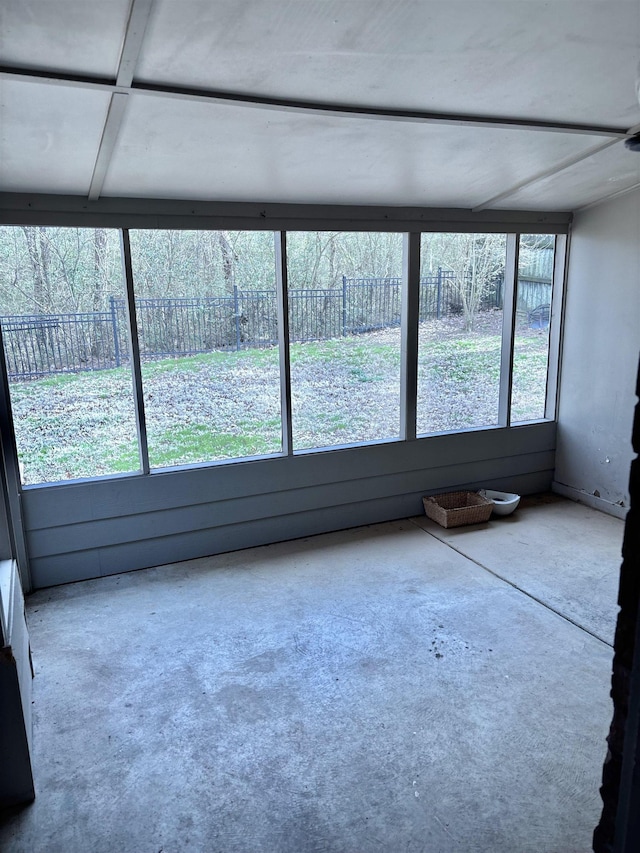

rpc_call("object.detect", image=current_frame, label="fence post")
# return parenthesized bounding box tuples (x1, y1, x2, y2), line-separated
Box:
(109, 296, 121, 367)
(436, 267, 442, 319)
(342, 276, 348, 336)
(233, 284, 241, 351)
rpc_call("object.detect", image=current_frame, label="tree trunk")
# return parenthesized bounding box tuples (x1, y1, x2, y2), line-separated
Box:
(21, 226, 49, 312)
(93, 228, 107, 311)
(218, 231, 236, 294)
(92, 228, 108, 358)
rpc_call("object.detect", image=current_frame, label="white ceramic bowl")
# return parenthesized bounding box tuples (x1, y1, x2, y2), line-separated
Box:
(478, 489, 521, 516)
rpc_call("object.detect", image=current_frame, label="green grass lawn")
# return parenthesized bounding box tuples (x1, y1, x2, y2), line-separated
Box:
(9, 328, 550, 485)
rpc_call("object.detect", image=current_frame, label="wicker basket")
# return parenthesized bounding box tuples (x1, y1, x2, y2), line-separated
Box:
(422, 491, 494, 528)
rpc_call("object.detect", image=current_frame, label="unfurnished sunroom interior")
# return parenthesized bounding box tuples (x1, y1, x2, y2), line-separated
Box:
(0, 1, 639, 852)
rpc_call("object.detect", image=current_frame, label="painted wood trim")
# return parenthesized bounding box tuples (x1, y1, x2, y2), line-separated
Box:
(551, 480, 628, 520)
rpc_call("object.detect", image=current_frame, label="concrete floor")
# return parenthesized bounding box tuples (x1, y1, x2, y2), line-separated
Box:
(0, 495, 623, 852)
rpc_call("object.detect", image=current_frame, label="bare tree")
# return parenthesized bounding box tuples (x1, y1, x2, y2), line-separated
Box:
(432, 233, 506, 331)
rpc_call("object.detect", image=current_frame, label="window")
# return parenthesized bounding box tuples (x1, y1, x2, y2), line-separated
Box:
(0, 226, 139, 484)
(286, 232, 403, 450)
(129, 230, 282, 468)
(510, 235, 555, 423)
(417, 233, 506, 434)
(0, 221, 563, 487)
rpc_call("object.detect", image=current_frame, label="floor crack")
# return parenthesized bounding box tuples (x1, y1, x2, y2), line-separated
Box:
(408, 517, 614, 648)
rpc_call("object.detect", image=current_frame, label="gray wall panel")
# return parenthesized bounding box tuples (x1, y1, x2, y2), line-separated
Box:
(23, 424, 555, 529)
(24, 425, 555, 588)
(30, 552, 103, 589)
(31, 468, 553, 589)
(26, 449, 555, 558)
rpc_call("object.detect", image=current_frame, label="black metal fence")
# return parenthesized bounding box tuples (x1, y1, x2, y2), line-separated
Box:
(0, 272, 549, 381)
(0, 310, 125, 381)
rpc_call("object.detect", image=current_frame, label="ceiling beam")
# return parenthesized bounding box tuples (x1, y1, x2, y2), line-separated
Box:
(117, 0, 154, 88)
(87, 0, 154, 200)
(88, 93, 129, 200)
(0, 64, 630, 140)
(574, 179, 640, 212)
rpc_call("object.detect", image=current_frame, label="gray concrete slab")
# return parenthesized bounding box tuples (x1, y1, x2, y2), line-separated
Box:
(413, 493, 624, 644)
(0, 513, 614, 852)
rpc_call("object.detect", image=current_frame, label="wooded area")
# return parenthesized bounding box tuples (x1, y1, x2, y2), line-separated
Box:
(0, 227, 553, 317)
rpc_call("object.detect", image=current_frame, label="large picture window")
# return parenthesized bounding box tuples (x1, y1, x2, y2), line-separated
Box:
(0, 222, 563, 487)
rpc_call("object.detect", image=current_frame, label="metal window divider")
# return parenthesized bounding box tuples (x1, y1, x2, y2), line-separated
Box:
(545, 232, 568, 420)
(274, 231, 293, 456)
(120, 229, 150, 474)
(400, 232, 420, 441)
(498, 233, 520, 426)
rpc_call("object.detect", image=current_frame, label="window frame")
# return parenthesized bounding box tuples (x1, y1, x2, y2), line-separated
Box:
(0, 200, 569, 493)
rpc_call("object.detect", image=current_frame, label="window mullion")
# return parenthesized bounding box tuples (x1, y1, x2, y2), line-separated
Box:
(400, 232, 420, 441)
(498, 233, 519, 426)
(120, 229, 150, 474)
(545, 233, 567, 419)
(275, 231, 293, 456)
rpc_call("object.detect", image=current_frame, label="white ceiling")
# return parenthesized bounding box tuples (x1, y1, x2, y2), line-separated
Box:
(1, 0, 640, 211)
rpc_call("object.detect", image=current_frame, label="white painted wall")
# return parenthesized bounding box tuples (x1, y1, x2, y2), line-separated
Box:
(554, 188, 640, 516)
